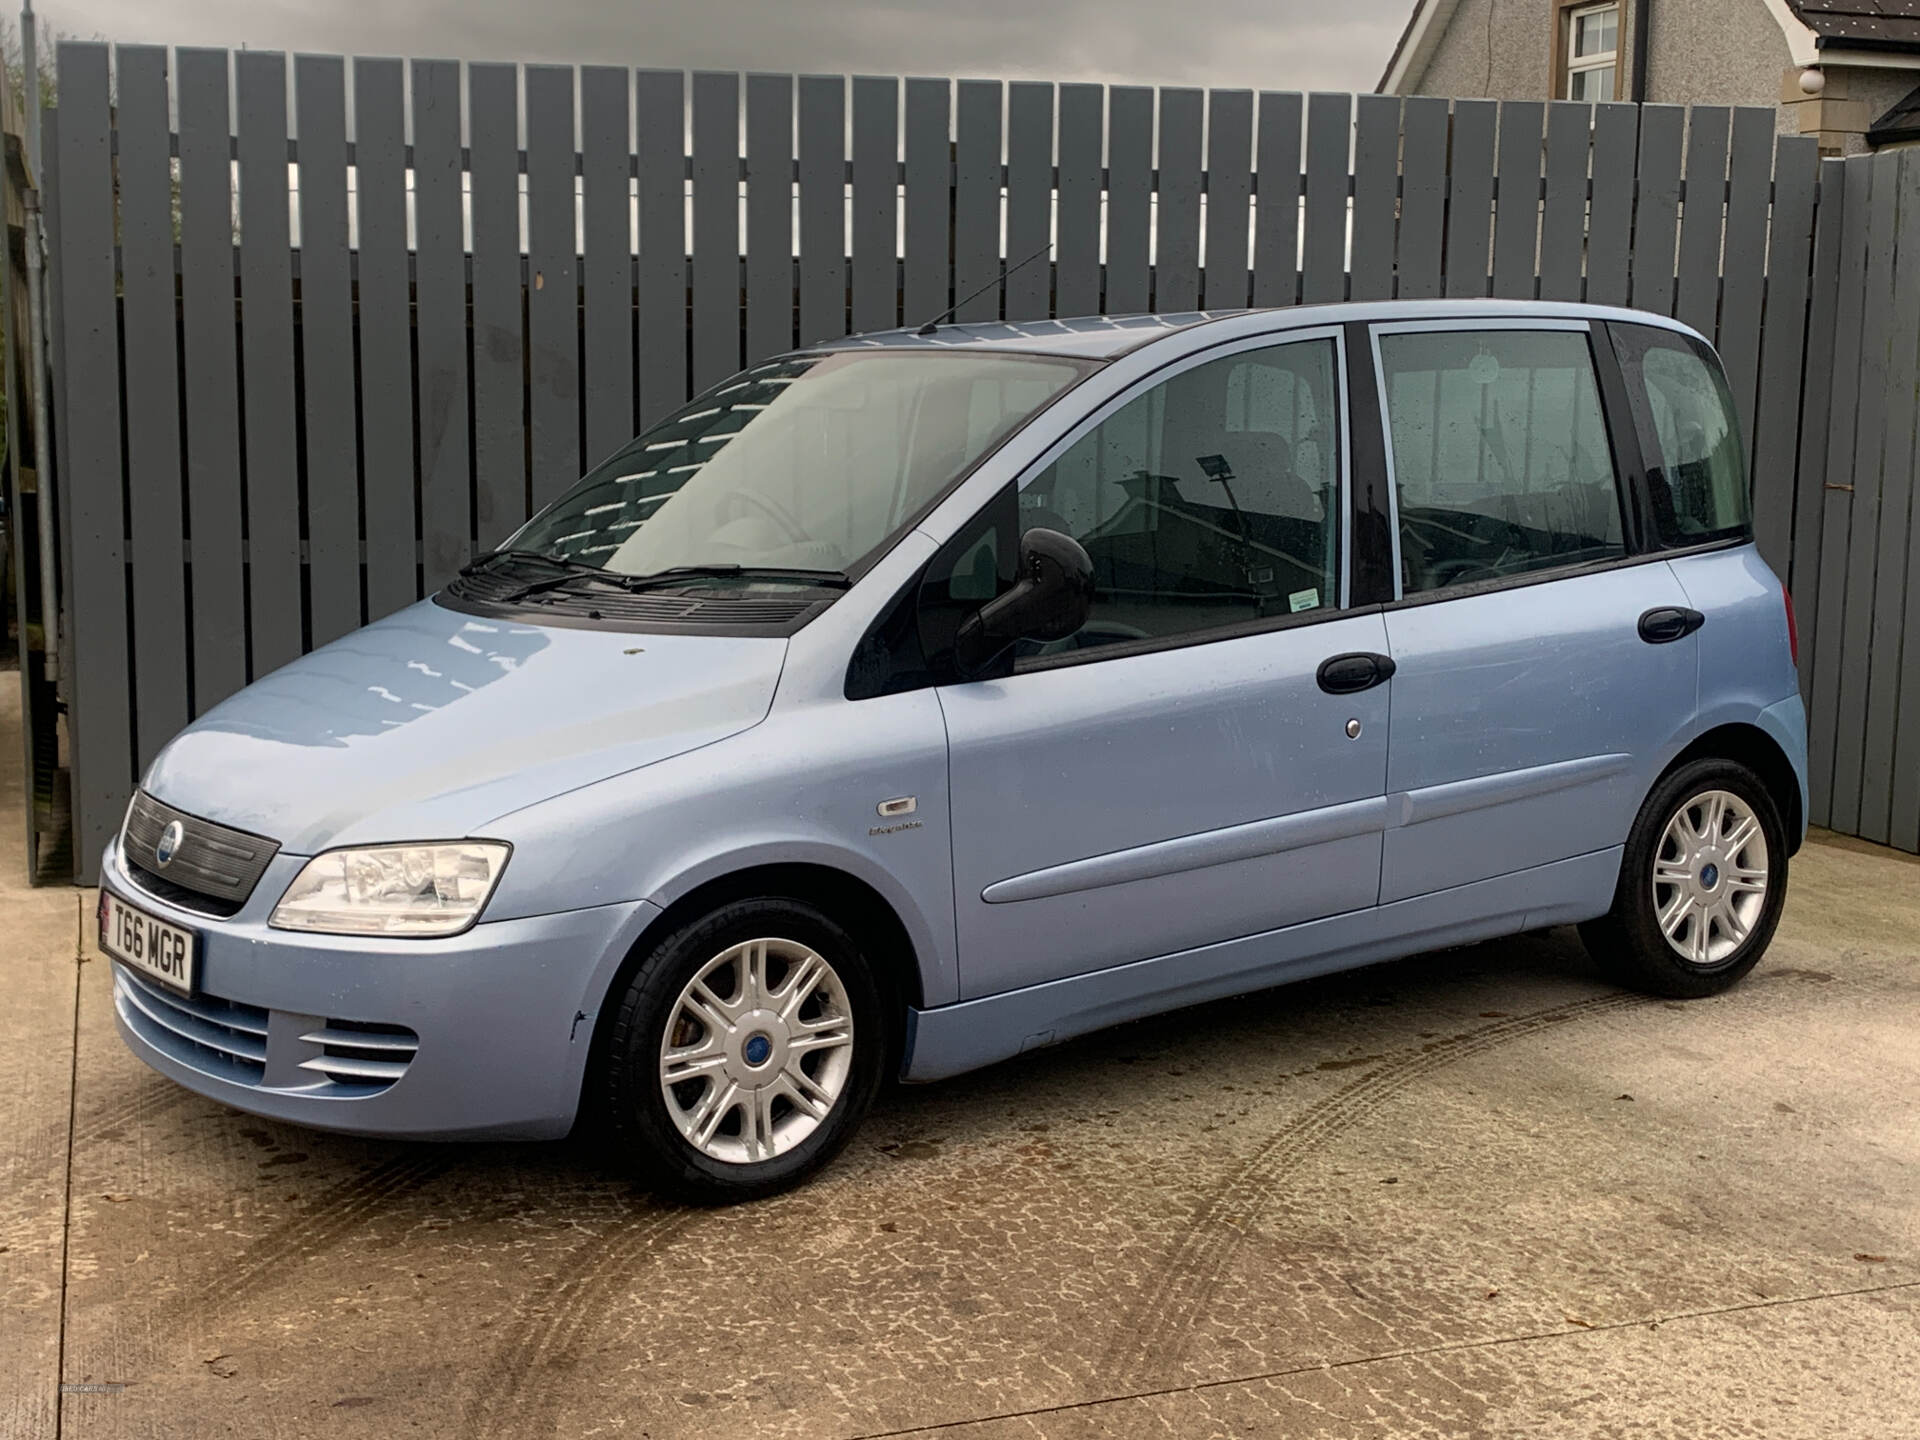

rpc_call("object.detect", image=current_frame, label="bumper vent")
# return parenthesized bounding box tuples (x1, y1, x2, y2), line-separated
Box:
(297, 1020, 421, 1091)
(121, 791, 280, 916)
(114, 964, 269, 1085)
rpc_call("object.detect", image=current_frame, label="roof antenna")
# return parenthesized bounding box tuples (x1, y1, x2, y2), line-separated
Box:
(916, 242, 1053, 336)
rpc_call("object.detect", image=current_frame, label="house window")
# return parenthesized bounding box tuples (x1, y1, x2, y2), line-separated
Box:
(1563, 3, 1618, 101)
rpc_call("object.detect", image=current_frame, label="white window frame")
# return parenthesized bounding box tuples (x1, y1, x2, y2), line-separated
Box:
(1563, 2, 1619, 102)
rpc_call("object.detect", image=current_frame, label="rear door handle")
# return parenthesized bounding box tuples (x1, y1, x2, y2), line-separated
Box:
(1317, 651, 1397, 695)
(1638, 606, 1705, 644)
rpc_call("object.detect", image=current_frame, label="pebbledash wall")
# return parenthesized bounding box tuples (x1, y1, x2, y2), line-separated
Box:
(42, 42, 1920, 879)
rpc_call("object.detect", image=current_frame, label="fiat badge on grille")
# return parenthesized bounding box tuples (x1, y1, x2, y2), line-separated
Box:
(154, 820, 184, 869)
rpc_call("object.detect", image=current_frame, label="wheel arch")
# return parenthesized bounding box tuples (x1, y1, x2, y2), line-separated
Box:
(1661, 722, 1804, 856)
(578, 861, 926, 1119)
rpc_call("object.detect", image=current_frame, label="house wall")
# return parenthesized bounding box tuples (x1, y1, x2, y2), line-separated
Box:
(1411, 0, 1555, 99)
(1641, 0, 1795, 126)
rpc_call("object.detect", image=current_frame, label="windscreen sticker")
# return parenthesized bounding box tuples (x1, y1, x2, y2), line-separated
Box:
(1289, 587, 1320, 613)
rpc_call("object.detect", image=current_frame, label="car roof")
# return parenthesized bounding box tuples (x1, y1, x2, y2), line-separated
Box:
(810, 300, 1708, 361)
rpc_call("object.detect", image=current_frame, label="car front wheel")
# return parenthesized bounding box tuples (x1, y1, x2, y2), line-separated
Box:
(1580, 757, 1789, 999)
(602, 897, 886, 1203)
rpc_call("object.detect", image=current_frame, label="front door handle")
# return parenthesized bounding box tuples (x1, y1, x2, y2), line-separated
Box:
(1638, 606, 1705, 644)
(1317, 651, 1397, 695)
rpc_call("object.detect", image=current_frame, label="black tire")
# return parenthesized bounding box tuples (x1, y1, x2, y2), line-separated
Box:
(601, 897, 888, 1204)
(1580, 757, 1789, 999)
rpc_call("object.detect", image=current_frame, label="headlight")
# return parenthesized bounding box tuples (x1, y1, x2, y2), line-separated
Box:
(269, 842, 511, 937)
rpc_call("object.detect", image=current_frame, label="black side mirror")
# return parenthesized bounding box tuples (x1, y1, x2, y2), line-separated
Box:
(953, 527, 1094, 677)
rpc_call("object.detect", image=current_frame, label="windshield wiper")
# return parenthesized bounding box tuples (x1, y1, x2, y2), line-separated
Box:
(495, 567, 640, 604)
(459, 546, 596, 579)
(615, 564, 852, 593)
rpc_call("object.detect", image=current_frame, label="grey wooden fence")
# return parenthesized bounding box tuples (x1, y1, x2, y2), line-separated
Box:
(40, 42, 1920, 880)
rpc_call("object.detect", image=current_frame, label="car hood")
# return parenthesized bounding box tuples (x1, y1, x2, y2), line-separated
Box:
(142, 600, 788, 854)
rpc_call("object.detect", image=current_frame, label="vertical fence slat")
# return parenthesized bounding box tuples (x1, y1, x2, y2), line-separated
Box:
(1793, 160, 1849, 706)
(1005, 82, 1054, 321)
(1586, 103, 1639, 306)
(1155, 87, 1203, 311)
(235, 51, 301, 674)
(637, 69, 689, 426)
(1253, 91, 1303, 306)
(1538, 102, 1589, 302)
(903, 78, 951, 326)
(954, 80, 1003, 321)
(1862, 151, 1920, 844)
(1751, 136, 1819, 578)
(1491, 101, 1543, 300)
(851, 76, 899, 332)
(115, 45, 187, 766)
(1056, 83, 1103, 317)
(471, 63, 528, 544)
(1828, 155, 1899, 835)
(412, 60, 472, 593)
(53, 42, 126, 877)
(1631, 105, 1684, 316)
(1395, 95, 1447, 300)
(285, 54, 359, 630)
(528, 64, 582, 500)
(1808, 155, 1875, 825)
(1676, 107, 1730, 336)
(1106, 86, 1153, 315)
(1718, 107, 1773, 452)
(354, 57, 417, 622)
(1204, 90, 1253, 309)
(745, 72, 794, 365)
(1445, 99, 1497, 298)
(1892, 159, 1920, 850)
(798, 76, 847, 344)
(1348, 94, 1399, 303)
(177, 49, 248, 706)
(583, 65, 636, 458)
(1301, 93, 1348, 304)
(691, 71, 741, 389)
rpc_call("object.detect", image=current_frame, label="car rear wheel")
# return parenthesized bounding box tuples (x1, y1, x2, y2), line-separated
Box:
(1580, 758, 1789, 999)
(602, 897, 886, 1202)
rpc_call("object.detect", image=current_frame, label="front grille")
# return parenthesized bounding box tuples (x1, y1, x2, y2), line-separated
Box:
(443, 568, 828, 625)
(114, 963, 269, 1085)
(121, 791, 280, 913)
(297, 1020, 421, 1092)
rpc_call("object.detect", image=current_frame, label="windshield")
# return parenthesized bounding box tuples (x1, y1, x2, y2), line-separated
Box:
(508, 350, 1092, 581)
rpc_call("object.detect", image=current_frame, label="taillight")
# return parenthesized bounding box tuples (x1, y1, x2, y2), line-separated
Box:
(1783, 583, 1799, 667)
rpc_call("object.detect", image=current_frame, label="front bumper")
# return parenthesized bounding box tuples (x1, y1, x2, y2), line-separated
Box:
(101, 841, 658, 1139)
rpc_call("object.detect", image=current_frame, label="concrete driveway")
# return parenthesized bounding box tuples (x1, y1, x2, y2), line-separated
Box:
(4, 685, 1917, 1437)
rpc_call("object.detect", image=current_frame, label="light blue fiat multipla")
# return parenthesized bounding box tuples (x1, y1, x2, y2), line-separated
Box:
(101, 300, 1806, 1201)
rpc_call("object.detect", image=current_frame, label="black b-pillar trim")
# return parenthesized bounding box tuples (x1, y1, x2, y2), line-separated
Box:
(1343, 321, 1397, 607)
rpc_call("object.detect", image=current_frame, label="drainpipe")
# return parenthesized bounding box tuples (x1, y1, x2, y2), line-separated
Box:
(1630, 0, 1652, 102)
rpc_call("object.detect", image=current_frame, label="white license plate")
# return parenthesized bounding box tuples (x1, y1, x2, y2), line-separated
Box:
(100, 890, 198, 995)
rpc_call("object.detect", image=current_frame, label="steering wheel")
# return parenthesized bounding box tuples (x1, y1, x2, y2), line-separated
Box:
(726, 488, 809, 545)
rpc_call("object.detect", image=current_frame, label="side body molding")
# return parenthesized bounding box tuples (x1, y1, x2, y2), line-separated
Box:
(979, 753, 1634, 908)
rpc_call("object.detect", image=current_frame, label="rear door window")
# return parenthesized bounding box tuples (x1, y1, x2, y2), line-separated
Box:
(1376, 327, 1626, 597)
(1609, 323, 1751, 547)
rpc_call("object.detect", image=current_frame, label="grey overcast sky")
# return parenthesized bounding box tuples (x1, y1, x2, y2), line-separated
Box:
(38, 0, 1408, 96)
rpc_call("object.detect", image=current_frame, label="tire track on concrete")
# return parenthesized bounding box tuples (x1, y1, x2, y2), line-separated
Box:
(174, 1151, 465, 1315)
(69, 1079, 194, 1147)
(462, 1202, 695, 1432)
(1107, 990, 1644, 1376)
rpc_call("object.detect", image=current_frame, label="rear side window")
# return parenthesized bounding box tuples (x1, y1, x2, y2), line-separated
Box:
(1377, 328, 1625, 596)
(1610, 323, 1751, 548)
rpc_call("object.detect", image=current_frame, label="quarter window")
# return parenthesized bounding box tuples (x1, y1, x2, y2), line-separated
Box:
(1610, 323, 1751, 547)
(1378, 328, 1625, 596)
(1013, 337, 1345, 659)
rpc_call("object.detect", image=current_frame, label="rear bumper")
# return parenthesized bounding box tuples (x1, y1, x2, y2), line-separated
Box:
(101, 841, 657, 1140)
